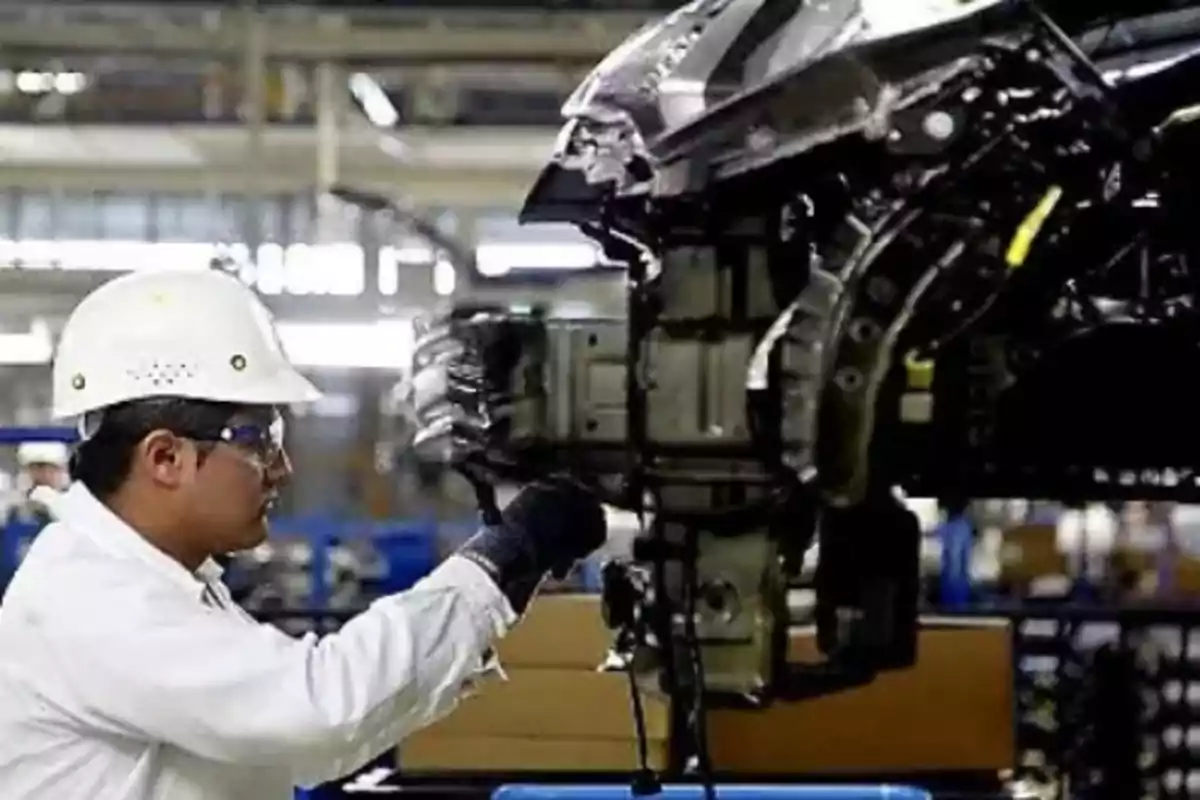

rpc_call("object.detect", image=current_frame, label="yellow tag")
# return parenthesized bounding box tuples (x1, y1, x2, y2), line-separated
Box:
(904, 352, 935, 390)
(1005, 185, 1064, 269)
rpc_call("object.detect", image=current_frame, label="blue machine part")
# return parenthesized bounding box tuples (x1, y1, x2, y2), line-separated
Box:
(266, 516, 439, 607)
(937, 514, 974, 610)
(0, 521, 39, 598)
(0, 426, 78, 444)
(2, 513, 440, 609)
(494, 785, 932, 800)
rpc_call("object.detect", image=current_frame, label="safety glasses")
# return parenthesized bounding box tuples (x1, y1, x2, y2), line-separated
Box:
(211, 413, 286, 469)
(169, 411, 287, 472)
(76, 403, 289, 472)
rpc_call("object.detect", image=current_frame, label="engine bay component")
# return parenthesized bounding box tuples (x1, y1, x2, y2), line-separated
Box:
(403, 0, 1200, 782)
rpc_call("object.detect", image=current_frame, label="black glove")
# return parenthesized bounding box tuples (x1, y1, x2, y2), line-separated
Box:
(457, 479, 607, 614)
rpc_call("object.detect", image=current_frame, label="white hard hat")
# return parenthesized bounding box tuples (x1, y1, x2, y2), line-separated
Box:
(52, 269, 322, 419)
(17, 441, 70, 468)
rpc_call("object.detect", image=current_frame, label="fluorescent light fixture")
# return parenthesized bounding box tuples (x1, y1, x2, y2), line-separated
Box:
(53, 72, 87, 95)
(0, 319, 53, 365)
(1103, 50, 1200, 85)
(0, 239, 369, 296)
(474, 241, 600, 277)
(0, 317, 417, 370)
(9, 70, 86, 95)
(348, 72, 400, 128)
(0, 239, 215, 272)
(433, 257, 456, 296)
(275, 319, 414, 370)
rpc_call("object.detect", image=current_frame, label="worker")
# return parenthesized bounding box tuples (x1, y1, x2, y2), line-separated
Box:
(5, 440, 70, 528)
(0, 269, 607, 800)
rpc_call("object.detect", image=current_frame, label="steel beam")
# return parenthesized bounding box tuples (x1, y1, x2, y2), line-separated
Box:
(0, 263, 627, 324)
(0, 8, 650, 63)
(0, 164, 540, 209)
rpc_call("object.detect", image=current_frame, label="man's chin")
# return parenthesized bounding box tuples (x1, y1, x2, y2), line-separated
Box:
(228, 524, 270, 553)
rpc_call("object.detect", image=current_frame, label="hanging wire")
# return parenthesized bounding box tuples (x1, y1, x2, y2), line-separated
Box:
(625, 503, 663, 795)
(625, 649, 662, 796)
(682, 544, 718, 800)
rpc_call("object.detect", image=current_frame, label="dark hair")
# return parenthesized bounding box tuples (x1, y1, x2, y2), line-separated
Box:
(70, 397, 244, 499)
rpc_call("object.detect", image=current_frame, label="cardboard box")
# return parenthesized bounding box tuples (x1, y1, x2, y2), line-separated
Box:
(403, 596, 1013, 777)
(999, 524, 1067, 585)
(428, 669, 669, 741)
(707, 617, 1016, 774)
(401, 735, 670, 772)
(402, 670, 670, 772)
(402, 595, 669, 773)
(497, 594, 612, 669)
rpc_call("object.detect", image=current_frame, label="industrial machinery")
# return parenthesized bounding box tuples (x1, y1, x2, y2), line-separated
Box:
(403, 0, 1200, 782)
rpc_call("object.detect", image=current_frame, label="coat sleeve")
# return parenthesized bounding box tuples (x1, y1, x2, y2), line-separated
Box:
(42, 555, 515, 784)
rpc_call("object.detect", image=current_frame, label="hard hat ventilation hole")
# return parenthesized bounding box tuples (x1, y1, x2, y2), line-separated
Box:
(128, 361, 198, 388)
(71, 374, 85, 390)
(230, 354, 247, 371)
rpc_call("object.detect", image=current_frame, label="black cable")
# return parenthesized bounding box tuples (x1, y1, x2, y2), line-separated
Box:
(625, 652, 662, 796)
(682, 547, 717, 800)
(626, 663, 652, 769)
(623, 506, 662, 796)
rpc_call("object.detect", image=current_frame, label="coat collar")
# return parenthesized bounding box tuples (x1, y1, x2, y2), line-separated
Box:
(32, 483, 224, 599)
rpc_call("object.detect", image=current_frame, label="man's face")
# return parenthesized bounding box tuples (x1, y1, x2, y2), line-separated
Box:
(25, 463, 67, 490)
(184, 408, 292, 554)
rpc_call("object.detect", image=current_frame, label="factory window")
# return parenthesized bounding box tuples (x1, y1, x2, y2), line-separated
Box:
(214, 194, 234, 241)
(58, 192, 103, 240)
(272, 195, 294, 244)
(15, 191, 55, 240)
(216, 194, 243, 243)
(213, 194, 288, 245)
(0, 190, 13, 239)
(155, 192, 217, 242)
(290, 193, 316, 243)
(434, 209, 459, 236)
(98, 192, 151, 240)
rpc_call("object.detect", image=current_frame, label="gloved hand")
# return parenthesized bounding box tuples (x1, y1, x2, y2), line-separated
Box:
(456, 479, 607, 614)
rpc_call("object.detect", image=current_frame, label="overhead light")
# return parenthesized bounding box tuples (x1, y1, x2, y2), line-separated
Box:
(275, 319, 414, 370)
(0, 317, 418, 370)
(474, 241, 600, 277)
(1102, 48, 1200, 85)
(433, 257, 456, 296)
(53, 72, 87, 95)
(0, 319, 53, 366)
(348, 72, 400, 128)
(8, 70, 87, 95)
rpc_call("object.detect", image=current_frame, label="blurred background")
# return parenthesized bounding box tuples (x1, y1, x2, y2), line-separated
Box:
(1, 0, 1200, 627)
(4, 3, 1200, 798)
(0, 0, 683, 622)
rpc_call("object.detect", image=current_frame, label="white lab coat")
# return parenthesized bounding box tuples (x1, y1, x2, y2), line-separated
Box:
(0, 483, 515, 799)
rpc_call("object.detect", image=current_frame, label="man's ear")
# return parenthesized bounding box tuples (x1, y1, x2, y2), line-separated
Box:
(138, 429, 188, 489)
